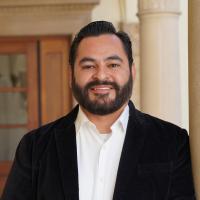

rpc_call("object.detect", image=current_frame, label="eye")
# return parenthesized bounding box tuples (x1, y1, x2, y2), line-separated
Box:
(109, 63, 120, 68)
(82, 65, 95, 70)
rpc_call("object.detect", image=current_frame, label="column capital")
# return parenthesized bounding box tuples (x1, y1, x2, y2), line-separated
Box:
(138, 0, 180, 15)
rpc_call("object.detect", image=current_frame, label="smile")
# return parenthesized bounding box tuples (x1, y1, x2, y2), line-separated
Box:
(90, 85, 113, 94)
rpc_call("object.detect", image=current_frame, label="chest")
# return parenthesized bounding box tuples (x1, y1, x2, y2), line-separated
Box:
(34, 136, 172, 200)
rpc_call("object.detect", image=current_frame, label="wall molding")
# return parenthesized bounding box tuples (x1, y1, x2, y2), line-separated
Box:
(0, 0, 99, 6)
(0, 0, 100, 36)
(0, 4, 95, 16)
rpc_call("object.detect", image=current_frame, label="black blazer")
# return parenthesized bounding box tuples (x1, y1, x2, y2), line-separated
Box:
(1, 102, 195, 200)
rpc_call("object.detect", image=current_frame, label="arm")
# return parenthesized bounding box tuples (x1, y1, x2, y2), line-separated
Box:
(169, 129, 196, 200)
(1, 134, 34, 200)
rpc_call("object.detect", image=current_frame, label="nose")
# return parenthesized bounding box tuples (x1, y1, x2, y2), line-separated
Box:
(92, 64, 109, 80)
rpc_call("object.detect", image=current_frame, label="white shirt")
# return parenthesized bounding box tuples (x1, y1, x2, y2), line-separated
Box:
(75, 105, 129, 200)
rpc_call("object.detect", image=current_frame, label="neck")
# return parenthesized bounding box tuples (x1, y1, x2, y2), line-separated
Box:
(81, 102, 128, 134)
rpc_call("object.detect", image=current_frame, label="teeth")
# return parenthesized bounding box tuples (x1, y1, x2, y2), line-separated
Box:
(92, 87, 111, 90)
(94, 87, 110, 90)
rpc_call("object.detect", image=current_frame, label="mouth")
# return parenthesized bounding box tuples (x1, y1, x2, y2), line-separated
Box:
(90, 85, 114, 94)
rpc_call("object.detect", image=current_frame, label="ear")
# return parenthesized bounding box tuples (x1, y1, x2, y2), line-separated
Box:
(131, 63, 136, 81)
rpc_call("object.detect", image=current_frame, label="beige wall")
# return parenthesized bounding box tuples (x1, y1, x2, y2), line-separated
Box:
(92, 0, 121, 28)
(180, 0, 189, 130)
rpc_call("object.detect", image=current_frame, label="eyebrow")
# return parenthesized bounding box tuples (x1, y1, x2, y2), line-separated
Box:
(79, 55, 123, 65)
(104, 55, 123, 62)
(79, 57, 95, 65)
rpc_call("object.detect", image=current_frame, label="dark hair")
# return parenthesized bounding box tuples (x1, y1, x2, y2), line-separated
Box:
(69, 21, 134, 70)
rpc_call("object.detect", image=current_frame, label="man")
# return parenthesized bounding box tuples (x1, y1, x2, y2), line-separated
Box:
(2, 21, 195, 200)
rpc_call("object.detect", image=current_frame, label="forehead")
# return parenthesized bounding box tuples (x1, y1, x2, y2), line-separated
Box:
(76, 34, 127, 59)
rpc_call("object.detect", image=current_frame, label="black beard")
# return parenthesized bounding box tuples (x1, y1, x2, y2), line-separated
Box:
(72, 75, 133, 115)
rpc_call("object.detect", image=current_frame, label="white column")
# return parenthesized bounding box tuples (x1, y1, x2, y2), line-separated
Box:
(138, 0, 181, 126)
(189, 0, 200, 198)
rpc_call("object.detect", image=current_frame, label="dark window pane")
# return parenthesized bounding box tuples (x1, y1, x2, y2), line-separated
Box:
(0, 54, 27, 87)
(0, 128, 27, 161)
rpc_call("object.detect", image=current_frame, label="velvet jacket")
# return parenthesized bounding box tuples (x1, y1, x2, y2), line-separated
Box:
(1, 102, 195, 200)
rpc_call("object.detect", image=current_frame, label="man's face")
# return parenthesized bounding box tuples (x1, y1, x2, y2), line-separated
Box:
(71, 34, 135, 115)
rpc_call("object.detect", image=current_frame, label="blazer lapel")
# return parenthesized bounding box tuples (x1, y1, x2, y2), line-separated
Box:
(113, 102, 147, 199)
(53, 102, 146, 200)
(54, 107, 79, 200)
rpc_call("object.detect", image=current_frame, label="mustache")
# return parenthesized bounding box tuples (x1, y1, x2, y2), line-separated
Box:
(85, 80, 120, 91)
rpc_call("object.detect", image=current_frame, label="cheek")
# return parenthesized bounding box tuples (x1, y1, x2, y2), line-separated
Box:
(115, 71, 130, 85)
(74, 71, 91, 86)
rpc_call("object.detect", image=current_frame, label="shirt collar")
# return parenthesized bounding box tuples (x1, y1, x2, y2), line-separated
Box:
(75, 105, 129, 134)
(111, 105, 129, 133)
(75, 107, 90, 133)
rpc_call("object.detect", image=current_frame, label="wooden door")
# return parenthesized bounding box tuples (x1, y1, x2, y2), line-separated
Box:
(40, 37, 72, 124)
(0, 37, 72, 196)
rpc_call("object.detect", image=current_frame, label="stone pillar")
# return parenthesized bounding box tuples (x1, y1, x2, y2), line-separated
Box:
(138, 0, 181, 126)
(189, 0, 200, 198)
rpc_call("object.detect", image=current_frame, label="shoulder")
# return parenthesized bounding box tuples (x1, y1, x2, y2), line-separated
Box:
(136, 110, 189, 162)
(18, 105, 79, 156)
(29, 105, 77, 134)
(128, 102, 188, 148)
(128, 105, 190, 162)
(135, 108, 188, 141)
